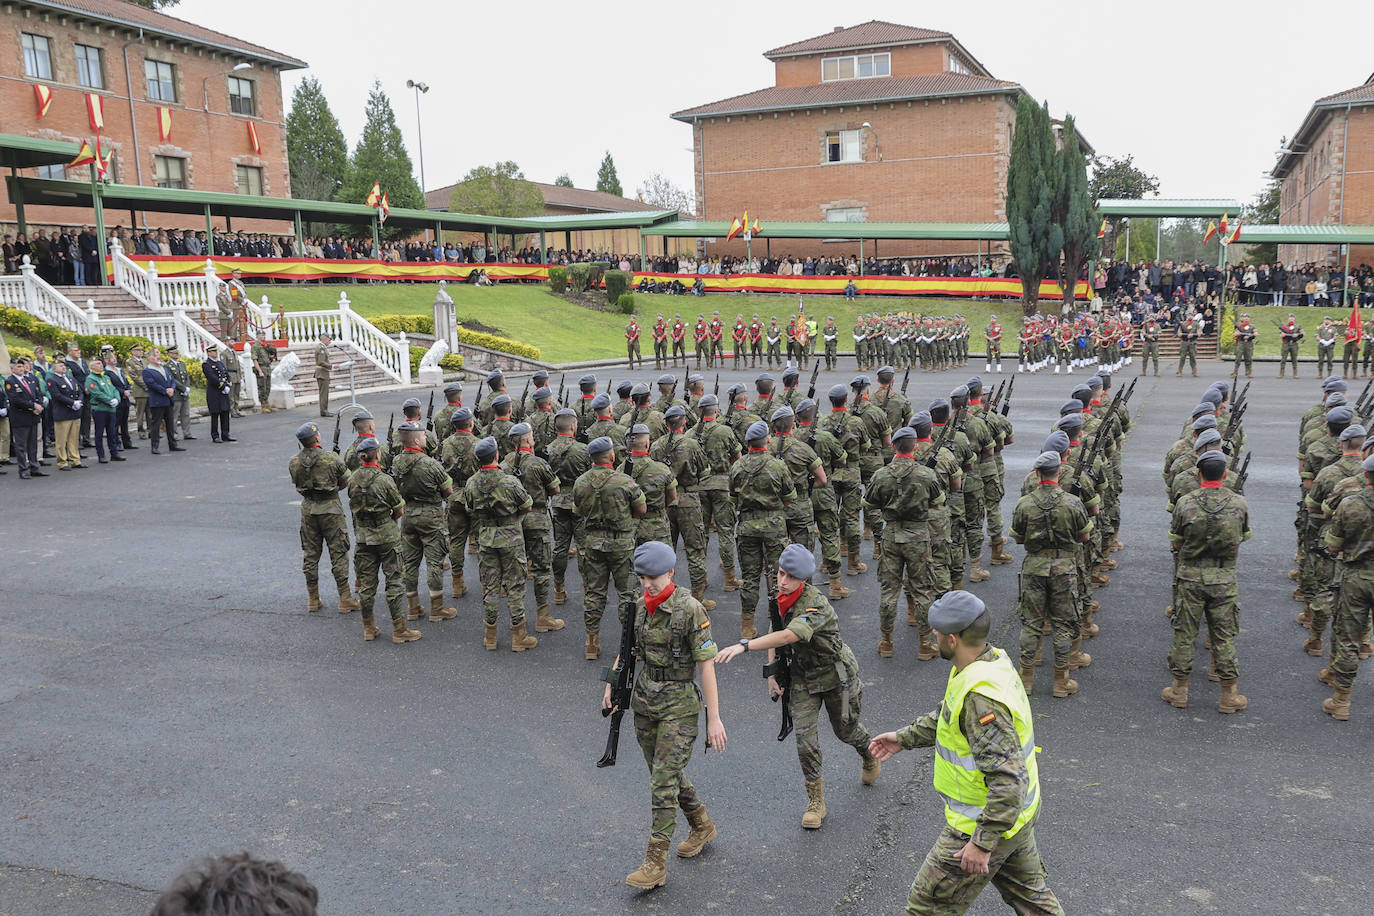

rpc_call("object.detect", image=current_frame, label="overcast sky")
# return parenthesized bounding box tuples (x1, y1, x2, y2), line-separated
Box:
(177, 0, 1372, 207)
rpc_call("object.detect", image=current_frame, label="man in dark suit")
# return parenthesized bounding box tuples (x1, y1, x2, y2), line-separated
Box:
(78, 225, 100, 286)
(141, 348, 184, 455)
(0, 377, 9, 474)
(202, 344, 236, 443)
(64, 343, 92, 448)
(5, 356, 47, 477)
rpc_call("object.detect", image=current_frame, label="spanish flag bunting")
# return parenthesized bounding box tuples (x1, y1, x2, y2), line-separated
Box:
(1226, 218, 1242, 245)
(1202, 220, 1218, 244)
(94, 136, 111, 178)
(86, 92, 104, 131)
(67, 140, 96, 168)
(1218, 212, 1228, 236)
(741, 209, 750, 236)
(725, 216, 744, 241)
(364, 181, 382, 207)
(378, 192, 390, 224)
(157, 106, 172, 142)
(33, 84, 53, 119)
(1097, 217, 1107, 239)
(246, 121, 261, 154)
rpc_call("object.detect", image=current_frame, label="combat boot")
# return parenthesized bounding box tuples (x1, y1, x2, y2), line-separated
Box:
(585, 631, 601, 660)
(1090, 570, 1110, 588)
(1019, 664, 1035, 694)
(863, 524, 873, 541)
(691, 586, 717, 612)
(554, 582, 568, 605)
(878, 628, 894, 659)
(535, 604, 565, 632)
(1192, 368, 1199, 378)
(1082, 610, 1100, 638)
(1052, 666, 1078, 698)
(468, 537, 480, 555)
(1303, 631, 1323, 656)
(391, 619, 422, 644)
(846, 555, 868, 575)
(906, 593, 918, 626)
(989, 537, 1014, 565)
(740, 613, 758, 640)
(1161, 675, 1189, 708)
(362, 614, 380, 642)
(451, 570, 467, 599)
(860, 749, 881, 785)
(1110, 537, 1124, 552)
(1319, 667, 1338, 687)
(1361, 628, 1374, 659)
(406, 592, 423, 621)
(1100, 557, 1118, 570)
(1218, 679, 1248, 714)
(801, 777, 827, 829)
(1323, 685, 1352, 720)
(307, 583, 321, 613)
(968, 562, 990, 583)
(1068, 638, 1092, 670)
(917, 628, 938, 661)
(428, 592, 457, 622)
(676, 806, 716, 858)
(511, 620, 538, 652)
(625, 838, 669, 890)
(484, 622, 498, 650)
(872, 541, 883, 560)
(829, 572, 851, 600)
(1296, 606, 1312, 628)
(338, 592, 360, 613)
(722, 568, 742, 592)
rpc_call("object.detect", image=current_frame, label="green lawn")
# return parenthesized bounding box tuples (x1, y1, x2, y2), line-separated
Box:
(258, 281, 1039, 364)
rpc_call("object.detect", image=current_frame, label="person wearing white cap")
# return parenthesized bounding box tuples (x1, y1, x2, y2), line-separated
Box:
(868, 590, 1063, 914)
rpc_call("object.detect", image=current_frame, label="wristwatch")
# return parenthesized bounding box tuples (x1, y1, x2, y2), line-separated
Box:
(738, 638, 750, 652)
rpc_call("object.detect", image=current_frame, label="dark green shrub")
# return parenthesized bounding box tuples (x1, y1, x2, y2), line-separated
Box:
(618, 293, 636, 314)
(548, 266, 567, 294)
(604, 270, 631, 304)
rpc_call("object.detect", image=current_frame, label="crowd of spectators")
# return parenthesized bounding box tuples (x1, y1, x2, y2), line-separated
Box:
(1095, 258, 1374, 307)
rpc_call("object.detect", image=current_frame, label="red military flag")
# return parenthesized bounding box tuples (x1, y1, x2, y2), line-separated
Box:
(86, 92, 104, 130)
(1349, 298, 1362, 345)
(246, 121, 261, 154)
(1202, 220, 1218, 244)
(33, 84, 53, 119)
(157, 107, 172, 142)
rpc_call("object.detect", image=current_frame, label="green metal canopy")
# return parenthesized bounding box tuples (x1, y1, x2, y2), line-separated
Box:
(1235, 224, 1374, 245)
(641, 219, 1010, 240)
(0, 133, 83, 170)
(1097, 198, 1242, 218)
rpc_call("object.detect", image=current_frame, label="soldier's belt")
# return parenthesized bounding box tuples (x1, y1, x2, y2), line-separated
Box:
(407, 499, 443, 507)
(738, 508, 783, 520)
(643, 665, 694, 682)
(1182, 557, 1236, 568)
(301, 490, 338, 501)
(1028, 548, 1078, 558)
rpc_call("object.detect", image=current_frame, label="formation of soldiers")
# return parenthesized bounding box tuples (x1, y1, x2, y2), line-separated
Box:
(1014, 313, 1137, 376)
(852, 312, 971, 372)
(1236, 312, 1374, 381)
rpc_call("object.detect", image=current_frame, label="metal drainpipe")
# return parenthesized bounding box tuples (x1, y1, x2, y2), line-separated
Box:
(121, 31, 146, 188)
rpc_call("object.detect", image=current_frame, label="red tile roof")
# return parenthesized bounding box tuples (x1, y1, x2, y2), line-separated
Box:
(426, 181, 664, 214)
(765, 21, 951, 59)
(26, 0, 306, 68)
(1316, 78, 1374, 106)
(672, 73, 1018, 120)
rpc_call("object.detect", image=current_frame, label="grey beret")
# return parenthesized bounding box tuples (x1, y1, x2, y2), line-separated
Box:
(770, 406, 795, 423)
(892, 426, 917, 442)
(1341, 424, 1367, 441)
(1328, 405, 1355, 424)
(782, 366, 800, 381)
(1071, 385, 1092, 398)
(631, 382, 650, 397)
(1192, 415, 1218, 432)
(555, 407, 576, 419)
(451, 407, 472, 425)
(617, 380, 634, 396)
(295, 421, 321, 442)
(850, 375, 870, 389)
(1044, 431, 1071, 454)
(578, 374, 597, 386)
(928, 398, 950, 412)
(1364, 454, 1374, 473)
(1326, 379, 1349, 393)
(398, 420, 423, 432)
(1060, 400, 1084, 416)
(1324, 375, 1345, 391)
(486, 369, 503, 384)
(1034, 450, 1061, 471)
(778, 543, 816, 580)
(591, 393, 611, 410)
(965, 376, 983, 391)
(1086, 376, 1103, 389)
(1196, 449, 1228, 471)
(533, 369, 549, 382)
(1210, 380, 1230, 395)
(491, 393, 511, 408)
(474, 437, 498, 460)
(929, 590, 986, 634)
(828, 384, 849, 401)
(1326, 393, 1348, 407)
(1057, 413, 1085, 430)
(664, 404, 687, 419)
(587, 436, 614, 456)
(509, 422, 532, 437)
(356, 436, 379, 452)
(950, 385, 970, 399)
(633, 540, 677, 577)
(688, 373, 704, 384)
(657, 373, 676, 386)
(1191, 403, 1215, 418)
(443, 382, 463, 396)
(877, 365, 895, 378)
(698, 394, 719, 408)
(533, 386, 552, 400)
(912, 410, 933, 428)
(756, 372, 774, 383)
(746, 421, 770, 442)
(1200, 388, 1223, 406)
(796, 398, 817, 415)
(1098, 369, 1112, 381)
(352, 407, 374, 422)
(1194, 428, 1222, 450)
(628, 423, 650, 437)
(402, 397, 422, 409)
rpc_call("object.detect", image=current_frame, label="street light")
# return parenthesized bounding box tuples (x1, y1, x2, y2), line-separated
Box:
(861, 121, 882, 162)
(203, 61, 251, 112)
(406, 79, 430, 195)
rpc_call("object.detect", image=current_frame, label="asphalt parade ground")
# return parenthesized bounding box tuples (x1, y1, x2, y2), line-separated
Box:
(2, 354, 1372, 916)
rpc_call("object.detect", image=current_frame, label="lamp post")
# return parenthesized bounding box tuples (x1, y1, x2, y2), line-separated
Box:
(203, 61, 251, 113)
(861, 121, 882, 162)
(406, 79, 430, 242)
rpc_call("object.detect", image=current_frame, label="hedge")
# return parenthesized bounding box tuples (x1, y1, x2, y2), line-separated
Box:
(548, 266, 567, 294)
(605, 270, 631, 304)
(0, 304, 207, 387)
(366, 313, 542, 361)
(408, 345, 465, 375)
(618, 293, 636, 314)
(568, 263, 590, 291)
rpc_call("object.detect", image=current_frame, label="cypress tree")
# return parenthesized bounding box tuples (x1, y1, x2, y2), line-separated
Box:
(1005, 96, 1062, 315)
(285, 77, 348, 204)
(1054, 115, 1099, 307)
(595, 152, 622, 197)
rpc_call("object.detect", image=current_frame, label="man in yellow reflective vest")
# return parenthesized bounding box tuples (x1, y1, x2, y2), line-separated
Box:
(870, 590, 1064, 915)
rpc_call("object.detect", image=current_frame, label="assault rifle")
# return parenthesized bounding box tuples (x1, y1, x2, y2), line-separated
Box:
(1233, 452, 1252, 493)
(763, 596, 794, 741)
(713, 373, 720, 399)
(557, 373, 567, 404)
(1232, 380, 1251, 415)
(806, 361, 822, 401)
(385, 412, 395, 474)
(989, 379, 1006, 412)
(425, 391, 435, 432)
(1221, 400, 1248, 453)
(516, 377, 531, 421)
(900, 365, 911, 396)
(925, 408, 959, 469)
(1357, 377, 1374, 419)
(597, 596, 639, 768)
(1000, 375, 1015, 417)
(331, 411, 342, 454)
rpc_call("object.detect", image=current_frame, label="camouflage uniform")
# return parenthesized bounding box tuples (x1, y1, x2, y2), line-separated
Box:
(393, 446, 454, 601)
(802, 419, 846, 580)
(288, 444, 351, 600)
(1011, 480, 1092, 670)
(624, 450, 676, 546)
(1306, 452, 1363, 642)
(824, 407, 868, 564)
(466, 461, 533, 626)
(440, 430, 480, 589)
(729, 446, 796, 630)
(631, 586, 717, 842)
(547, 432, 591, 598)
(572, 464, 646, 646)
(1323, 485, 1374, 691)
(345, 436, 392, 473)
(960, 408, 995, 564)
(864, 454, 943, 648)
(771, 432, 822, 549)
(696, 417, 741, 577)
(976, 401, 1013, 549)
(914, 436, 965, 606)
(502, 447, 557, 612)
(856, 396, 892, 543)
(250, 339, 273, 405)
(650, 431, 711, 595)
(347, 463, 407, 630)
(1169, 484, 1251, 681)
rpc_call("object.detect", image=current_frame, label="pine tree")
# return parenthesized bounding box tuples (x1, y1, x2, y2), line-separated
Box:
(595, 152, 622, 197)
(285, 77, 348, 205)
(1005, 96, 1062, 315)
(339, 81, 424, 239)
(1054, 115, 1099, 307)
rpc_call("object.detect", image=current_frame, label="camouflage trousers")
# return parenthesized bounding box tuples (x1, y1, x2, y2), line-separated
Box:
(905, 821, 1063, 915)
(300, 511, 351, 590)
(981, 467, 1005, 541)
(792, 665, 870, 781)
(354, 542, 404, 624)
(825, 338, 837, 369)
(479, 542, 528, 625)
(700, 488, 737, 572)
(737, 531, 785, 616)
(668, 503, 709, 592)
(447, 501, 473, 572)
(1329, 569, 1374, 688)
(581, 543, 634, 636)
(401, 507, 449, 596)
(1018, 570, 1079, 669)
(551, 506, 582, 587)
(962, 485, 986, 564)
(785, 496, 816, 554)
(833, 477, 863, 560)
(926, 510, 953, 599)
(634, 709, 703, 842)
(860, 459, 885, 543)
(1139, 341, 1159, 373)
(634, 513, 672, 547)
(812, 486, 842, 575)
(878, 529, 930, 634)
(1169, 576, 1240, 681)
(523, 517, 553, 609)
(1308, 551, 1339, 635)
(948, 497, 967, 584)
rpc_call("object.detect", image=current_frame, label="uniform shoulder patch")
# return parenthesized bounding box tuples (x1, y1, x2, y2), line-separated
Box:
(700, 619, 711, 629)
(978, 712, 996, 726)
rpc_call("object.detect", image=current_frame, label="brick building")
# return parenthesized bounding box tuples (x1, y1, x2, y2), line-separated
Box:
(671, 20, 1085, 259)
(1272, 74, 1374, 267)
(2, 0, 304, 233)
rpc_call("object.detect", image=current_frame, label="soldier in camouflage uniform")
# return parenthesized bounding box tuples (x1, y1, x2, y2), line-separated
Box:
(526, 386, 557, 458)
(1012, 451, 1093, 698)
(503, 422, 565, 634)
(1303, 424, 1366, 657)
(951, 385, 993, 581)
(653, 373, 684, 416)
(464, 436, 537, 650)
(729, 421, 797, 639)
(432, 382, 464, 439)
(547, 409, 591, 606)
(573, 436, 647, 659)
(769, 406, 824, 551)
(1164, 450, 1251, 714)
(797, 399, 849, 599)
(604, 540, 726, 890)
(695, 395, 743, 591)
(440, 408, 480, 599)
(650, 406, 713, 609)
(343, 408, 391, 473)
(868, 591, 1065, 916)
(714, 544, 880, 830)
(391, 397, 439, 457)
(623, 424, 677, 546)
(393, 421, 459, 624)
(520, 370, 549, 418)
(929, 398, 972, 586)
(619, 382, 668, 446)
(573, 374, 600, 434)
(853, 376, 893, 553)
(750, 372, 777, 419)
(477, 369, 506, 426)
(776, 366, 803, 413)
(968, 377, 1015, 566)
(346, 437, 421, 644)
(288, 421, 360, 614)
(912, 410, 963, 649)
(486, 394, 516, 460)
(824, 384, 869, 578)
(723, 383, 762, 450)
(1320, 451, 1374, 720)
(611, 380, 636, 424)
(865, 426, 943, 659)
(583, 393, 622, 463)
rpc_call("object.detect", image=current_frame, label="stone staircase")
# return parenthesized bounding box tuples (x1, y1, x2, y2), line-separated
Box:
(1132, 334, 1219, 361)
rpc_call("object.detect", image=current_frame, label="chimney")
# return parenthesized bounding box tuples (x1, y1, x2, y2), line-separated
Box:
(834, 26, 844, 32)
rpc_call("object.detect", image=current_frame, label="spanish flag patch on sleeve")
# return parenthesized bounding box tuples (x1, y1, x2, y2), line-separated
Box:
(978, 712, 996, 726)
(700, 620, 711, 629)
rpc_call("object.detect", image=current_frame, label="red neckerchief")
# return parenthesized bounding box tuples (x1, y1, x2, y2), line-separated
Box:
(832, 406, 848, 413)
(969, 398, 982, 406)
(539, 406, 552, 412)
(1068, 440, 1081, 448)
(594, 459, 614, 468)
(644, 581, 675, 617)
(1343, 450, 1362, 458)
(518, 446, 532, 454)
(619, 397, 631, 403)
(308, 444, 322, 449)
(630, 450, 649, 457)
(581, 394, 594, 400)
(777, 584, 804, 617)
(748, 447, 767, 452)
(481, 463, 500, 470)
(894, 453, 914, 461)
(917, 436, 932, 443)
(403, 447, 425, 453)
(701, 415, 715, 422)
(447, 400, 462, 407)
(1038, 479, 1058, 486)
(932, 421, 945, 428)
(860, 395, 870, 403)
(361, 461, 381, 469)
(1090, 400, 1102, 408)
(777, 430, 792, 438)
(557, 432, 574, 437)
(597, 414, 613, 421)
(1200, 481, 1223, 489)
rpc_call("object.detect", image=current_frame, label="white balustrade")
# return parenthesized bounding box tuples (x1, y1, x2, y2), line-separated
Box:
(108, 240, 159, 308)
(3, 258, 95, 333)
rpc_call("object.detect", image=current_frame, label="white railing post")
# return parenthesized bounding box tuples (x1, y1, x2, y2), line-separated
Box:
(338, 291, 353, 347)
(109, 239, 124, 288)
(86, 298, 99, 321)
(19, 256, 39, 314)
(146, 262, 161, 309)
(173, 307, 190, 355)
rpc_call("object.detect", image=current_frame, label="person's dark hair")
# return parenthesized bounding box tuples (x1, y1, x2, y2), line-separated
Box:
(1199, 460, 1226, 482)
(959, 610, 991, 644)
(151, 852, 318, 916)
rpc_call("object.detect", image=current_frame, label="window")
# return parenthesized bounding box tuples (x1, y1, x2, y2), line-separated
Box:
(948, 55, 970, 76)
(154, 155, 186, 189)
(228, 76, 255, 116)
(22, 33, 53, 80)
(145, 59, 176, 102)
(826, 208, 864, 222)
(825, 129, 862, 164)
(75, 43, 104, 89)
(821, 52, 889, 82)
(37, 164, 67, 180)
(235, 164, 263, 196)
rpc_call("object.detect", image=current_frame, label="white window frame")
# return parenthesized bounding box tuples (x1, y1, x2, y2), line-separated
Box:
(821, 52, 890, 82)
(948, 55, 970, 76)
(235, 164, 264, 196)
(826, 208, 865, 222)
(154, 155, 186, 189)
(75, 43, 104, 89)
(22, 33, 53, 80)
(145, 59, 177, 102)
(825, 129, 862, 164)
(228, 76, 256, 116)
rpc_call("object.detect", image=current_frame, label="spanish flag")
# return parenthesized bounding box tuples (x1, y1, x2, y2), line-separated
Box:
(246, 121, 261, 154)
(95, 135, 112, 179)
(86, 92, 104, 131)
(1227, 218, 1242, 245)
(33, 84, 53, 119)
(751, 218, 762, 235)
(365, 181, 382, 207)
(67, 140, 96, 168)
(1097, 218, 1107, 239)
(1203, 220, 1218, 244)
(725, 216, 744, 241)
(1218, 212, 1229, 237)
(157, 107, 172, 142)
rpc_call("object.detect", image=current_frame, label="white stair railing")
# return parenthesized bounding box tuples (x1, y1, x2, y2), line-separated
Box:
(0, 257, 96, 333)
(108, 239, 160, 308)
(247, 291, 410, 386)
